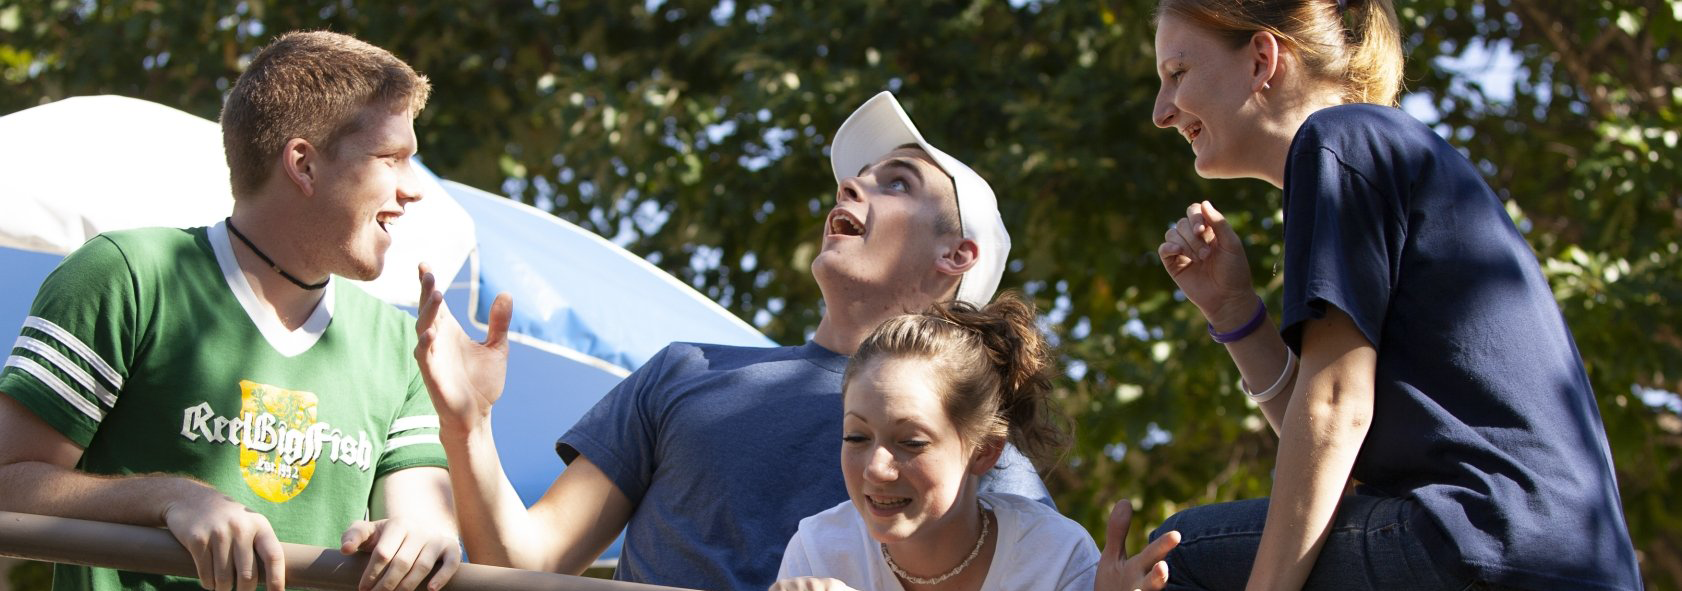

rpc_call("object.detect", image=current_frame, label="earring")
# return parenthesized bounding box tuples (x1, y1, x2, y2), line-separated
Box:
(1262, 82, 1271, 90)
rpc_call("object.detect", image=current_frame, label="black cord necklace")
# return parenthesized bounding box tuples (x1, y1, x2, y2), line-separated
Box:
(224, 218, 328, 291)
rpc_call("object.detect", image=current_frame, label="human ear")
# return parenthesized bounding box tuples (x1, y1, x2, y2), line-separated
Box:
(280, 137, 319, 197)
(968, 438, 1005, 476)
(1249, 31, 1280, 93)
(936, 238, 980, 277)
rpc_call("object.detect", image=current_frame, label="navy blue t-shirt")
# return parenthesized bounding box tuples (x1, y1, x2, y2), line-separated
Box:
(1279, 104, 1640, 590)
(558, 341, 1052, 591)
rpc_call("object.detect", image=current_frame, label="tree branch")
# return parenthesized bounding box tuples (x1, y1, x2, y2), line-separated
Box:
(1508, 0, 1614, 118)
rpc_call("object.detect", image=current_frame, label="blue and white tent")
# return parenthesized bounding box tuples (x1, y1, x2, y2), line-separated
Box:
(0, 96, 776, 563)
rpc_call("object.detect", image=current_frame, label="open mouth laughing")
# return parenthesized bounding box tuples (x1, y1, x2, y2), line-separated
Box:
(1182, 121, 1202, 145)
(828, 208, 865, 238)
(376, 210, 403, 234)
(866, 494, 911, 515)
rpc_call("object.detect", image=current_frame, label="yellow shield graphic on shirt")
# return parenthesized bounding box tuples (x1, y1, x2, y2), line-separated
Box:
(238, 380, 319, 502)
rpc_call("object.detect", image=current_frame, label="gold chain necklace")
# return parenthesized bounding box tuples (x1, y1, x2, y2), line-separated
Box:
(881, 508, 990, 586)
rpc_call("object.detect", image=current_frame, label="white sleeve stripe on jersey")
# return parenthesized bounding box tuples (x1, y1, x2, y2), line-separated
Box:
(385, 434, 442, 451)
(5, 355, 104, 423)
(387, 415, 440, 435)
(13, 336, 117, 408)
(23, 317, 124, 391)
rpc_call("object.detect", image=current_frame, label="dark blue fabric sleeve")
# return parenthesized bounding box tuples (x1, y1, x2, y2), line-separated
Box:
(555, 345, 676, 507)
(1280, 142, 1403, 352)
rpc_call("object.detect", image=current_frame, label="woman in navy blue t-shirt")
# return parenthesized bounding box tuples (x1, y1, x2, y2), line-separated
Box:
(1139, 0, 1642, 589)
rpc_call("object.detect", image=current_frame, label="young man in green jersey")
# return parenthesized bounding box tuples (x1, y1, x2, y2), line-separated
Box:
(0, 31, 458, 591)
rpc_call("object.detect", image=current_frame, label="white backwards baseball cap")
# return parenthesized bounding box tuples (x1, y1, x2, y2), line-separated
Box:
(829, 91, 1010, 307)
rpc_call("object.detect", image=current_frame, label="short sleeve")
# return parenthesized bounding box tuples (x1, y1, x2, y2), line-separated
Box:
(1054, 542, 1100, 591)
(555, 345, 676, 506)
(0, 236, 140, 447)
(990, 494, 1100, 591)
(375, 363, 447, 477)
(1279, 141, 1403, 352)
(774, 528, 813, 580)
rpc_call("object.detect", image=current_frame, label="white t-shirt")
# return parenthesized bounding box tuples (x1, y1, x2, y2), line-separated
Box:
(776, 492, 1099, 591)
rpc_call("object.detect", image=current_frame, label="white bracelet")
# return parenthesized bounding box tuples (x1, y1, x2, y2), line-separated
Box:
(1241, 347, 1297, 403)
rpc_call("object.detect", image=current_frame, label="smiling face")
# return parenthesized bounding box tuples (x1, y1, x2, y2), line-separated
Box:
(812, 146, 962, 303)
(1152, 15, 1269, 180)
(302, 104, 424, 280)
(841, 356, 984, 544)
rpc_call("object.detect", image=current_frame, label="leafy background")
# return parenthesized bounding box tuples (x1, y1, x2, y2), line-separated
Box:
(2, 0, 1678, 588)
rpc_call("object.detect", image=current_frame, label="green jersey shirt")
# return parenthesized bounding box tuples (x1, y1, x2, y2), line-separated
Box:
(0, 223, 447, 590)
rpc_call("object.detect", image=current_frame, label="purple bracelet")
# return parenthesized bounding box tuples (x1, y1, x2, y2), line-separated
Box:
(1208, 298, 1266, 344)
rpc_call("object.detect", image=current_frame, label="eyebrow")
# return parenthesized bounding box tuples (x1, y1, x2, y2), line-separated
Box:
(858, 157, 927, 188)
(841, 412, 929, 429)
(367, 138, 415, 156)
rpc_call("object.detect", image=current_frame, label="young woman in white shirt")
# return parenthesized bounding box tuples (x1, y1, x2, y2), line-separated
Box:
(772, 293, 1179, 591)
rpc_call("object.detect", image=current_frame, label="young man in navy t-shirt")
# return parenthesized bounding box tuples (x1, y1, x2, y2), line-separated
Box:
(411, 92, 1053, 590)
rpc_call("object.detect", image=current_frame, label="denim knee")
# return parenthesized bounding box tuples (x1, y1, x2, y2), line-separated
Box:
(1153, 498, 1272, 541)
(1150, 509, 1186, 542)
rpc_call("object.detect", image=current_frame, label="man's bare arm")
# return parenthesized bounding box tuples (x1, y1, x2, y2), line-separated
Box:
(0, 393, 287, 591)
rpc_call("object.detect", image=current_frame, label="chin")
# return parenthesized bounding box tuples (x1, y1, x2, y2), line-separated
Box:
(1193, 161, 1242, 180)
(810, 254, 860, 293)
(809, 250, 834, 273)
(865, 520, 920, 545)
(1191, 155, 1222, 179)
(1193, 152, 1254, 181)
(341, 255, 384, 281)
(809, 256, 835, 290)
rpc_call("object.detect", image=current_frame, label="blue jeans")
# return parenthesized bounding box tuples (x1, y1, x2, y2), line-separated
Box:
(1148, 495, 1496, 591)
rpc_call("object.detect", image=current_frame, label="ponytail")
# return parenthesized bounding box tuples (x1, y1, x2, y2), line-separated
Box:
(845, 292, 1070, 471)
(1343, 0, 1404, 105)
(1156, 0, 1406, 106)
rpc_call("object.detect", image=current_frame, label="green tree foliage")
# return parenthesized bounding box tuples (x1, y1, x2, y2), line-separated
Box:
(2, 0, 1677, 586)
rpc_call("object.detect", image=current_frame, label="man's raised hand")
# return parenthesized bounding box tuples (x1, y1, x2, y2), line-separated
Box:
(413, 263, 513, 434)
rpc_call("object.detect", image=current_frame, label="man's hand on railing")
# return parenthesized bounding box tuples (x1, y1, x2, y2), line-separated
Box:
(340, 518, 463, 591)
(159, 482, 286, 591)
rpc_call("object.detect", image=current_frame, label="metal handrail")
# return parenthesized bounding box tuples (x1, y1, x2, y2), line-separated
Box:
(0, 511, 693, 591)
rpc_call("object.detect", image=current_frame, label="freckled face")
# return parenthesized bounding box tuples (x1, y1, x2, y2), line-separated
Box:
(841, 357, 977, 544)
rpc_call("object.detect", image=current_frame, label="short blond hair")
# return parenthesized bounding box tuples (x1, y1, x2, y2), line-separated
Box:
(220, 30, 431, 198)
